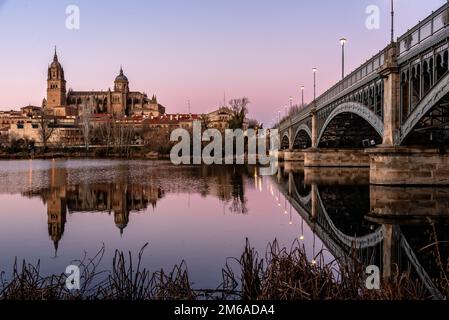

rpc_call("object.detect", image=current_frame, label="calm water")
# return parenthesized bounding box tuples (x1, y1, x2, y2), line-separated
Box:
(0, 159, 330, 289)
(0, 159, 448, 294)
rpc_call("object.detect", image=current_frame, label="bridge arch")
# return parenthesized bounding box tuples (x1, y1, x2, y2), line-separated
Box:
(399, 72, 449, 146)
(293, 124, 312, 149)
(316, 187, 384, 249)
(281, 132, 290, 150)
(317, 102, 384, 148)
(291, 171, 312, 204)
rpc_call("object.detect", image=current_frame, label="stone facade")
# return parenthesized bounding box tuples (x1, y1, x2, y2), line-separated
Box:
(207, 107, 248, 131)
(8, 117, 82, 146)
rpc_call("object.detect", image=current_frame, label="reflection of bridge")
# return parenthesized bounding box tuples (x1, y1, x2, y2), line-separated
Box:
(278, 3, 449, 185)
(275, 165, 446, 299)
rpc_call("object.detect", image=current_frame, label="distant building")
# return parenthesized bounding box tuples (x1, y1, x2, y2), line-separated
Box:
(21, 105, 42, 117)
(207, 106, 248, 131)
(141, 113, 202, 129)
(0, 48, 254, 149)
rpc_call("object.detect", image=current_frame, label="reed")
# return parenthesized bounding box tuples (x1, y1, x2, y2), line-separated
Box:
(0, 240, 444, 300)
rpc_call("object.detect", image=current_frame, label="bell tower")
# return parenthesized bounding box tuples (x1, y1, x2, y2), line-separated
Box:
(47, 47, 67, 108)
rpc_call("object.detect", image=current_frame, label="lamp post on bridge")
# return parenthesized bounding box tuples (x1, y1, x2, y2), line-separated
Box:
(340, 38, 347, 79)
(312, 68, 318, 103)
(390, 0, 395, 44)
(300, 86, 305, 107)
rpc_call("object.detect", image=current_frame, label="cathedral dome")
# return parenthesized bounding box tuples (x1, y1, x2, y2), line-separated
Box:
(115, 67, 128, 82)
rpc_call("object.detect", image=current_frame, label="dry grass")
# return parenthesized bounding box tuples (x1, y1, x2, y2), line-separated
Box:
(0, 240, 445, 300)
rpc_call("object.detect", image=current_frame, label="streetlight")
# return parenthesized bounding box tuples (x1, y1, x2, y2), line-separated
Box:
(289, 96, 293, 109)
(312, 68, 318, 102)
(300, 86, 305, 107)
(340, 38, 347, 79)
(391, 0, 395, 44)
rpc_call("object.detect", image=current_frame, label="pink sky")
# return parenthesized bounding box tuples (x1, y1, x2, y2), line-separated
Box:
(0, 0, 446, 124)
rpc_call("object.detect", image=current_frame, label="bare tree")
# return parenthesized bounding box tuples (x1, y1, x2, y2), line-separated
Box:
(247, 118, 261, 129)
(80, 98, 92, 151)
(38, 109, 55, 151)
(200, 114, 210, 131)
(228, 97, 250, 130)
(90, 119, 113, 156)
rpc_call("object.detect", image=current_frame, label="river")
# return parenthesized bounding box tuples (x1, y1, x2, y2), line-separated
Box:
(0, 159, 447, 295)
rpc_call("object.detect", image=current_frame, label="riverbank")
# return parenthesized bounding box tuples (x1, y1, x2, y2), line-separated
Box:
(0, 240, 445, 300)
(0, 149, 169, 160)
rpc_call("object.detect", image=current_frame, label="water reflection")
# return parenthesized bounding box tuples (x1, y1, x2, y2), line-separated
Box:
(13, 161, 257, 252)
(0, 159, 448, 294)
(2, 160, 305, 289)
(276, 163, 449, 298)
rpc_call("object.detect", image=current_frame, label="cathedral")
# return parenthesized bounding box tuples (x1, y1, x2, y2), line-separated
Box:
(44, 49, 165, 117)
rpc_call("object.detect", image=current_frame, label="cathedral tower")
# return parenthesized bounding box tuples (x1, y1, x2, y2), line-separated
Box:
(112, 66, 130, 115)
(47, 48, 67, 108)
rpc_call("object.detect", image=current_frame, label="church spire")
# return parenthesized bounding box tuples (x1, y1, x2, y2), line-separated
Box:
(53, 46, 58, 62)
(53, 240, 59, 258)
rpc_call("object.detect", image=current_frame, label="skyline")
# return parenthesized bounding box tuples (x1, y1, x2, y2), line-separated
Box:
(0, 0, 446, 124)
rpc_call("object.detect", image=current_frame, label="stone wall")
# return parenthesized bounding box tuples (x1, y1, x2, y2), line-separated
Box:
(368, 147, 449, 185)
(370, 185, 449, 218)
(283, 151, 305, 162)
(304, 148, 370, 167)
(304, 167, 369, 185)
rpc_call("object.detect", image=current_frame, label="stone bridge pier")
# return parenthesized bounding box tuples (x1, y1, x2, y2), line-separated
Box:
(367, 43, 449, 185)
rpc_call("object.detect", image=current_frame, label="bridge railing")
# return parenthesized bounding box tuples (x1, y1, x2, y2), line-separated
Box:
(398, 2, 449, 57)
(279, 48, 385, 131)
(315, 50, 385, 109)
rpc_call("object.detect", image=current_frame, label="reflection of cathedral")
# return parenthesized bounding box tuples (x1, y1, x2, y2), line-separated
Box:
(47, 188, 67, 255)
(26, 165, 165, 250)
(18, 163, 250, 252)
(46, 166, 67, 255)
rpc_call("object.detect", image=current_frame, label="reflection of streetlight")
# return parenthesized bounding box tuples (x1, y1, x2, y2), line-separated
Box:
(340, 38, 347, 79)
(311, 233, 316, 265)
(284, 195, 287, 214)
(289, 203, 292, 224)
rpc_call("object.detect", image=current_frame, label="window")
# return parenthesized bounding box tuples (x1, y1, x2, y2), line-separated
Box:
(32, 124, 39, 129)
(17, 123, 24, 129)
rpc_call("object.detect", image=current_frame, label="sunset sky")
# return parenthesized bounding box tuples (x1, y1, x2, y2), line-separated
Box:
(0, 0, 446, 124)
